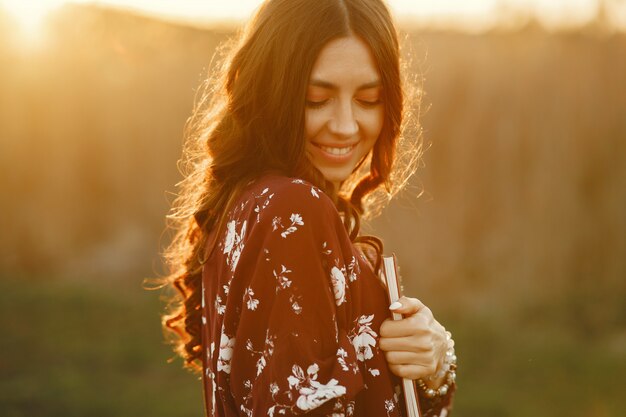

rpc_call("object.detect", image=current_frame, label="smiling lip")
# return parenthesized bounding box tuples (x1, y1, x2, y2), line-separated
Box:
(311, 142, 358, 161)
(313, 142, 356, 156)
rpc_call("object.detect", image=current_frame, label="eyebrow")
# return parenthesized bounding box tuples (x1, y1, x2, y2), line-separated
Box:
(309, 79, 382, 91)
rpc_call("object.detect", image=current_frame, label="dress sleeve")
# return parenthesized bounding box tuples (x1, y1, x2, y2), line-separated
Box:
(227, 181, 365, 417)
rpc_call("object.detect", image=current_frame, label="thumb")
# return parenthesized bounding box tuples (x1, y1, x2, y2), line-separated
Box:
(388, 296, 424, 315)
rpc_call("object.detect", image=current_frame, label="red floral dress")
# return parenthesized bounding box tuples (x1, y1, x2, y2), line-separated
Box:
(200, 174, 455, 417)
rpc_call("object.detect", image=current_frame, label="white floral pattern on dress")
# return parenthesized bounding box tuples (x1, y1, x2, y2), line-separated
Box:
(346, 401, 355, 416)
(336, 348, 349, 372)
(349, 315, 378, 362)
(224, 219, 247, 271)
(287, 363, 347, 411)
(289, 293, 303, 315)
(330, 266, 347, 306)
(273, 265, 292, 292)
(322, 241, 332, 255)
(385, 399, 395, 416)
(206, 342, 217, 415)
(246, 331, 276, 378)
(240, 404, 252, 417)
(336, 347, 358, 374)
(347, 256, 360, 282)
(244, 287, 260, 311)
(272, 213, 304, 238)
(253, 187, 275, 222)
(218, 332, 235, 374)
(215, 294, 226, 315)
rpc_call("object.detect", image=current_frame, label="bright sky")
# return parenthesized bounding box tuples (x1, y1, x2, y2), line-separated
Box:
(1, 0, 624, 33)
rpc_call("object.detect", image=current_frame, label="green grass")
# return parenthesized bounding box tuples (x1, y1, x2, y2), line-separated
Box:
(0, 275, 203, 417)
(0, 275, 623, 417)
(449, 307, 625, 417)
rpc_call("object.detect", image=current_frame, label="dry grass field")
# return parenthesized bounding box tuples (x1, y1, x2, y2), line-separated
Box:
(0, 4, 624, 416)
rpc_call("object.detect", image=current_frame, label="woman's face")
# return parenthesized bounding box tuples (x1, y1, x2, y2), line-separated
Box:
(305, 36, 384, 188)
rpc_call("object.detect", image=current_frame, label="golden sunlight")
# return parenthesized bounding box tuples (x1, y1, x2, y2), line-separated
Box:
(0, 0, 68, 44)
(0, 0, 621, 35)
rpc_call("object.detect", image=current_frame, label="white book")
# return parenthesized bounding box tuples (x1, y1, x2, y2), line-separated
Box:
(381, 254, 422, 417)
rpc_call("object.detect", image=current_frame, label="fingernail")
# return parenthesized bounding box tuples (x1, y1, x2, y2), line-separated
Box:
(389, 301, 402, 310)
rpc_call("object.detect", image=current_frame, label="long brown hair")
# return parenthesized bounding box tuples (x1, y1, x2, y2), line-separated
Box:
(155, 0, 422, 372)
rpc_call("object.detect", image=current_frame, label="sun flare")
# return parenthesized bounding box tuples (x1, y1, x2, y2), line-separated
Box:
(0, 0, 72, 43)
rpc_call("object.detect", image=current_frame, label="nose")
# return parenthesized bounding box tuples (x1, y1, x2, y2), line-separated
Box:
(328, 100, 358, 138)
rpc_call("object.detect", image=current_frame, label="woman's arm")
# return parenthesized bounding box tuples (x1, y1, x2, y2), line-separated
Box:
(225, 179, 367, 416)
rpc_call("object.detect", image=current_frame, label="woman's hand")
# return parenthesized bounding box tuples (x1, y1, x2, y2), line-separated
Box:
(378, 296, 448, 385)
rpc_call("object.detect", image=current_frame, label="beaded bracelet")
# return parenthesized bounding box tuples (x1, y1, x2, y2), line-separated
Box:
(416, 330, 457, 398)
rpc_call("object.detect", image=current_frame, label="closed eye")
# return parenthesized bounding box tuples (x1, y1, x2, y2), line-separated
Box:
(306, 99, 330, 109)
(357, 99, 382, 107)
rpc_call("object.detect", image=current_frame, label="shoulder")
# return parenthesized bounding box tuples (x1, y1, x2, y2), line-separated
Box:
(238, 174, 342, 233)
(245, 174, 333, 212)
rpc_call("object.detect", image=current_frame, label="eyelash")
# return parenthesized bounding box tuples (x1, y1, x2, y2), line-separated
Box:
(305, 100, 329, 109)
(358, 99, 382, 108)
(305, 99, 382, 109)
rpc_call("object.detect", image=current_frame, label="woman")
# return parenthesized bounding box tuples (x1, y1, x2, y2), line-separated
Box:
(160, 0, 457, 416)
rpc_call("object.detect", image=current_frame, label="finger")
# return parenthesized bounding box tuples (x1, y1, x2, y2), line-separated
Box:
(378, 335, 433, 353)
(383, 350, 432, 366)
(379, 316, 428, 338)
(388, 363, 437, 380)
(389, 296, 427, 316)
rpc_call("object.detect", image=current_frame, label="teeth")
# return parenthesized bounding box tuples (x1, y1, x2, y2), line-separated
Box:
(319, 145, 354, 156)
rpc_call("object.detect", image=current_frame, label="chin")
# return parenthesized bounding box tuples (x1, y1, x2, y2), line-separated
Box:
(319, 169, 352, 186)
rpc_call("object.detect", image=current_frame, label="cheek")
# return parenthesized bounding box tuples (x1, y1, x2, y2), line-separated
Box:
(304, 110, 325, 139)
(362, 109, 384, 141)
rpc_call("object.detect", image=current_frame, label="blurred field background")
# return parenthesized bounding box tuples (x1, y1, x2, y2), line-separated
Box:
(1, 1, 625, 416)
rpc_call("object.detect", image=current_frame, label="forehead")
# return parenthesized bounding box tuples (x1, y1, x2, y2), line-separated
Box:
(309, 36, 380, 86)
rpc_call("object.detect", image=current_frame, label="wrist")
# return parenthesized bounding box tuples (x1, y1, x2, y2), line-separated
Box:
(416, 330, 457, 398)
(424, 374, 447, 390)
(430, 329, 454, 380)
